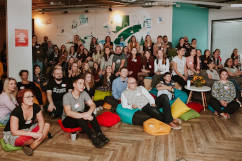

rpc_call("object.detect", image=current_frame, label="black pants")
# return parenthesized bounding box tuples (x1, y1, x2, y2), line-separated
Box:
(141, 94, 174, 124)
(209, 97, 240, 114)
(45, 101, 63, 118)
(104, 96, 119, 112)
(62, 113, 102, 138)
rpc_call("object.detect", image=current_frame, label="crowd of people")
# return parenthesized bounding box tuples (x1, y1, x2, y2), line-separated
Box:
(0, 34, 241, 156)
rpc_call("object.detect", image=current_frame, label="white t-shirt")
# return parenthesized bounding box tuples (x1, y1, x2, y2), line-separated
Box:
(172, 56, 186, 75)
(154, 58, 170, 74)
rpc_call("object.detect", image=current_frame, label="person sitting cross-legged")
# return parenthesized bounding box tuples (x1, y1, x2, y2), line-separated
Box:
(3, 89, 50, 156)
(62, 76, 109, 148)
(121, 77, 181, 130)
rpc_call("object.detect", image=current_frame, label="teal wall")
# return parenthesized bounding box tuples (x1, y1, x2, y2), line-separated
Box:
(172, 3, 208, 53)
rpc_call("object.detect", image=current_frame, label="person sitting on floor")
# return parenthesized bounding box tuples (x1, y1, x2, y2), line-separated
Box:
(46, 68, 69, 118)
(209, 69, 240, 119)
(121, 77, 181, 129)
(0, 78, 18, 125)
(62, 76, 109, 148)
(3, 89, 50, 156)
(156, 72, 176, 100)
(17, 70, 43, 108)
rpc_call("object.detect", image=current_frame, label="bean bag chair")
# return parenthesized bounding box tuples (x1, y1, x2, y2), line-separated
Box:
(187, 102, 204, 113)
(170, 89, 188, 105)
(93, 90, 112, 101)
(96, 112, 120, 127)
(208, 105, 224, 113)
(58, 119, 82, 133)
(179, 109, 200, 121)
(149, 88, 158, 97)
(116, 104, 140, 125)
(0, 139, 22, 152)
(171, 98, 190, 119)
(143, 118, 171, 136)
(116, 104, 163, 125)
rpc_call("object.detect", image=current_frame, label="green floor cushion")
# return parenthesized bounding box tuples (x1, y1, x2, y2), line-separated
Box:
(93, 90, 112, 101)
(0, 139, 22, 152)
(0, 123, 5, 127)
(116, 104, 140, 125)
(179, 109, 200, 121)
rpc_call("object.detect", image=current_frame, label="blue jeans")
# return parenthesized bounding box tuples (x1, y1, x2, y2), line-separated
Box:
(0, 113, 10, 125)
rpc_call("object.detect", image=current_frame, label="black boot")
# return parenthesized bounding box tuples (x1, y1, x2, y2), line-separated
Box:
(97, 132, 110, 144)
(90, 134, 105, 148)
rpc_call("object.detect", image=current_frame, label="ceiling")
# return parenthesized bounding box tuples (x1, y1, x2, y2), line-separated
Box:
(31, 0, 242, 11)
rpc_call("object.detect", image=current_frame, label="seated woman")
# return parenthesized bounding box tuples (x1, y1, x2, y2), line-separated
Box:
(224, 58, 242, 77)
(234, 58, 241, 72)
(0, 78, 18, 125)
(92, 62, 102, 84)
(97, 65, 115, 92)
(209, 69, 240, 119)
(201, 49, 211, 70)
(128, 35, 140, 53)
(3, 89, 50, 156)
(81, 62, 92, 75)
(84, 72, 104, 108)
(33, 65, 47, 90)
(92, 45, 103, 65)
(212, 49, 223, 69)
(186, 48, 200, 78)
(62, 77, 109, 148)
(206, 60, 220, 81)
(127, 48, 142, 79)
(17, 70, 43, 107)
(68, 62, 81, 89)
(121, 77, 181, 129)
(151, 49, 169, 88)
(100, 47, 114, 73)
(139, 50, 154, 79)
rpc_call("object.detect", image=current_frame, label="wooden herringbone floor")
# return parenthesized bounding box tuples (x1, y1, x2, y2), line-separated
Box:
(1, 108, 242, 161)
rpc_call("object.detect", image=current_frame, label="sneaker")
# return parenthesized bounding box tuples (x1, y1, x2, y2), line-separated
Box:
(22, 145, 33, 156)
(169, 122, 181, 130)
(97, 132, 110, 144)
(90, 134, 105, 148)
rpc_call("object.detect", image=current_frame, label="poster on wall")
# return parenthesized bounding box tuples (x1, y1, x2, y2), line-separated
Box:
(15, 29, 28, 47)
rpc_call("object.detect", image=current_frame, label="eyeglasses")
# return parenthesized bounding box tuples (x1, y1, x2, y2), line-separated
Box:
(24, 96, 34, 99)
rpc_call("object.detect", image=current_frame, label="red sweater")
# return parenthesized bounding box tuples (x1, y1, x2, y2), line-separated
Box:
(127, 55, 142, 78)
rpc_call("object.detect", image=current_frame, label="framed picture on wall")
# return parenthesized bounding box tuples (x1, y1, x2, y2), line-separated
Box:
(15, 29, 28, 47)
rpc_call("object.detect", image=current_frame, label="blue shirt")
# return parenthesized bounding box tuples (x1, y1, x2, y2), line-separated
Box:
(112, 77, 128, 100)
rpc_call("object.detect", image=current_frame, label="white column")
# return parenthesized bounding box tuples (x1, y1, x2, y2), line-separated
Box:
(7, 0, 32, 81)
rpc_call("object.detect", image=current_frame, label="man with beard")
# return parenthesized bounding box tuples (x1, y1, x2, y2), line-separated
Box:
(46, 68, 69, 118)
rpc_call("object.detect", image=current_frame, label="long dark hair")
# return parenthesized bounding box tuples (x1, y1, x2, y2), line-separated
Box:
(104, 47, 112, 61)
(191, 48, 198, 70)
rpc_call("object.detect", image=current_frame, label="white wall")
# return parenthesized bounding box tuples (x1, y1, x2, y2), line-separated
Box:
(7, 0, 32, 81)
(33, 6, 172, 50)
(208, 8, 242, 49)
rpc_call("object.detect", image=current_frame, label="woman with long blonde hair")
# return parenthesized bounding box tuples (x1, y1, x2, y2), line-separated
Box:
(0, 78, 18, 125)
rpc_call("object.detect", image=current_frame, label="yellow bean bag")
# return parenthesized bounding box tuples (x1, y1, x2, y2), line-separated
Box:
(143, 118, 171, 136)
(93, 90, 112, 101)
(171, 98, 190, 119)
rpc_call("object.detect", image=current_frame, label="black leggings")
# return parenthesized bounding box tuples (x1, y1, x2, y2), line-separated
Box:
(141, 94, 174, 124)
(209, 97, 240, 114)
(62, 113, 102, 138)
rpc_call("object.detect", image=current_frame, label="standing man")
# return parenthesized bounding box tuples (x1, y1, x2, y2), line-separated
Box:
(32, 35, 45, 72)
(46, 68, 69, 118)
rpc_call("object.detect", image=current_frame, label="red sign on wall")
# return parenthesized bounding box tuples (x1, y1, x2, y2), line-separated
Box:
(15, 29, 28, 47)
